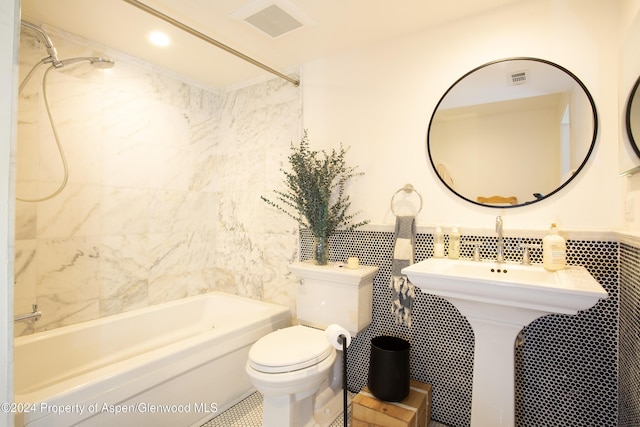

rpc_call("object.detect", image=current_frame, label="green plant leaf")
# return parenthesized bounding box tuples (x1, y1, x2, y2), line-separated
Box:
(261, 130, 369, 238)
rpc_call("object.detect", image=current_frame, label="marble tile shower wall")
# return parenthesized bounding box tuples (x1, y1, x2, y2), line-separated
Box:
(300, 229, 620, 427)
(14, 28, 301, 335)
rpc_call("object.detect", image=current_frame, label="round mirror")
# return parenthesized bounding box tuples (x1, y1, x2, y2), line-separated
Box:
(427, 57, 598, 208)
(625, 75, 640, 159)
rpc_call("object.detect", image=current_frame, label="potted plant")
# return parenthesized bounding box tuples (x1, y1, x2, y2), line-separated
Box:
(262, 130, 369, 265)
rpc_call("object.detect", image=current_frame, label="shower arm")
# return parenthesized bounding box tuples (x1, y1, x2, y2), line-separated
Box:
(120, 0, 300, 87)
(20, 20, 63, 68)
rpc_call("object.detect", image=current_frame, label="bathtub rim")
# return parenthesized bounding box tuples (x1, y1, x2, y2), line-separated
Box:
(14, 291, 287, 345)
(14, 291, 291, 426)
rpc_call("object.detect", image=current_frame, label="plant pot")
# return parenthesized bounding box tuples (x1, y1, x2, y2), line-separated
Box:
(368, 336, 410, 402)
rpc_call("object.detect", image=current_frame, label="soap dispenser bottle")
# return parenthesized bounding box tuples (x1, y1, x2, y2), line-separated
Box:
(448, 227, 461, 259)
(433, 226, 445, 258)
(543, 223, 566, 271)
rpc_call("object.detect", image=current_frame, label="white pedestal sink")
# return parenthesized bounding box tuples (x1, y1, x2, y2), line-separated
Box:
(402, 258, 608, 427)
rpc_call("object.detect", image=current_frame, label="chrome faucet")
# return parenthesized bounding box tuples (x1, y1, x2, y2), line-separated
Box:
(496, 216, 504, 263)
(14, 304, 41, 323)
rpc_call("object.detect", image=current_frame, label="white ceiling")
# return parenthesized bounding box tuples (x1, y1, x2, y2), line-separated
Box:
(20, 0, 524, 90)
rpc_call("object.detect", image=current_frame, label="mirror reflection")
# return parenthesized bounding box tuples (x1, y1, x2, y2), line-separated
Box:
(428, 58, 597, 208)
(625, 76, 640, 160)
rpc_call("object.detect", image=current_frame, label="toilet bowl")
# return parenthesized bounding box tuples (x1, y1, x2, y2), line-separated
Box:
(246, 325, 339, 427)
(246, 261, 379, 427)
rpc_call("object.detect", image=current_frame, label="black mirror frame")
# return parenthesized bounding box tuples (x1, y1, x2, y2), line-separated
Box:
(427, 57, 599, 209)
(625, 75, 640, 160)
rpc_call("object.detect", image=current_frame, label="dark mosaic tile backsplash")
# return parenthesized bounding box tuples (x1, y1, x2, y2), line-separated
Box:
(620, 243, 640, 427)
(300, 229, 630, 427)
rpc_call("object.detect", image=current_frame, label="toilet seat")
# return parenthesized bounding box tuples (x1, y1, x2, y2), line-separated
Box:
(249, 325, 333, 373)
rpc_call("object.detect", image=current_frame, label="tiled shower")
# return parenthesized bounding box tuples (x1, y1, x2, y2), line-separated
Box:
(14, 25, 300, 336)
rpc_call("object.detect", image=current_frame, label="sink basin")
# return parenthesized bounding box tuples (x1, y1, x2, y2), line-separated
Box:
(402, 257, 607, 316)
(402, 258, 608, 427)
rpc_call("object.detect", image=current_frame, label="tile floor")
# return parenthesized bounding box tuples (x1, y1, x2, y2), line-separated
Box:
(201, 391, 448, 427)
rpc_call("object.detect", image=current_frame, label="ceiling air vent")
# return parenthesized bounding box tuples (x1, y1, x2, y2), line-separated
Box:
(508, 70, 529, 86)
(244, 4, 303, 37)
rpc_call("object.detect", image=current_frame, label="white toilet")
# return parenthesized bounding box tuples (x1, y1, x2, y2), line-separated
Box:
(246, 260, 379, 427)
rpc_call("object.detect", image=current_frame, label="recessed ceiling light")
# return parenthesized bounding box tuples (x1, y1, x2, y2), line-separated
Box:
(148, 31, 170, 47)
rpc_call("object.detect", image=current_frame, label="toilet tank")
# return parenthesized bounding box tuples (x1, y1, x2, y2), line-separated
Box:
(288, 261, 379, 336)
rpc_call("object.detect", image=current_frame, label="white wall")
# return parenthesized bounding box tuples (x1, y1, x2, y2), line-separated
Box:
(431, 99, 561, 204)
(0, 0, 17, 424)
(303, 0, 622, 233)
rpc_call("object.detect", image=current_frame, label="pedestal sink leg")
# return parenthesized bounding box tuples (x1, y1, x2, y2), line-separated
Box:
(469, 318, 523, 427)
(402, 258, 608, 426)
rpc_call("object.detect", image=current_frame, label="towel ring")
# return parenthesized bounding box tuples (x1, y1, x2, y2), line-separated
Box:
(390, 184, 423, 216)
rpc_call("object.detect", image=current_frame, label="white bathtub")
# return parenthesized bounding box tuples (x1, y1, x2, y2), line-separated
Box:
(13, 292, 291, 427)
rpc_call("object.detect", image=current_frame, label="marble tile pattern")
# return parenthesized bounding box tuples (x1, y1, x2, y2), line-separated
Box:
(14, 27, 301, 335)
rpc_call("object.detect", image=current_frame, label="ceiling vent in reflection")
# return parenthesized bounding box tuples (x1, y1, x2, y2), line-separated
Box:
(244, 4, 303, 37)
(508, 69, 529, 86)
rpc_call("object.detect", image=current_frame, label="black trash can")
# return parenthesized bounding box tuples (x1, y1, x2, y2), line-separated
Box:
(367, 335, 410, 402)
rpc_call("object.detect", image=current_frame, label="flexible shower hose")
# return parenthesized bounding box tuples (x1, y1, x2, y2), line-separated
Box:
(17, 62, 69, 203)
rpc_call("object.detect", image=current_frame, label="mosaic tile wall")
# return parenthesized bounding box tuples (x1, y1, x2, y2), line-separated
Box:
(300, 229, 619, 427)
(619, 243, 640, 427)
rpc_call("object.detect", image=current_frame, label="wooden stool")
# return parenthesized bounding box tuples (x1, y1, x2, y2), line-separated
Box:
(351, 380, 432, 427)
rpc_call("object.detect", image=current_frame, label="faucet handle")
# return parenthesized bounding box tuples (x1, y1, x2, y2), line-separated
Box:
(463, 240, 483, 261)
(520, 243, 541, 265)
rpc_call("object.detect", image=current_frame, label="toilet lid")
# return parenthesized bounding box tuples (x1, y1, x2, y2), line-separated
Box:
(249, 325, 334, 373)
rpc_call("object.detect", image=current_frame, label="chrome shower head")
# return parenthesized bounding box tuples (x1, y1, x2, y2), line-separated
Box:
(89, 57, 116, 69)
(58, 56, 115, 69)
